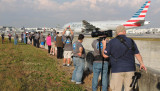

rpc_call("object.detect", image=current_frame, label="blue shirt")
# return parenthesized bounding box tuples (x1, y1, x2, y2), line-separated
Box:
(105, 35, 139, 73)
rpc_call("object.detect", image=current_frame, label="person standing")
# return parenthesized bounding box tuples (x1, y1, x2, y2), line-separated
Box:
(37, 32, 40, 47)
(40, 32, 45, 48)
(8, 33, 12, 43)
(54, 32, 64, 59)
(21, 32, 24, 43)
(1, 33, 5, 44)
(33, 32, 36, 46)
(102, 25, 147, 91)
(24, 32, 26, 44)
(14, 33, 18, 45)
(28, 32, 32, 44)
(71, 34, 85, 84)
(62, 27, 74, 66)
(35, 32, 40, 48)
(46, 33, 51, 54)
(50, 30, 56, 55)
(92, 37, 110, 91)
(25, 32, 28, 44)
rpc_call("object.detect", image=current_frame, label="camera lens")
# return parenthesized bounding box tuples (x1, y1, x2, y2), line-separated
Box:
(91, 30, 112, 37)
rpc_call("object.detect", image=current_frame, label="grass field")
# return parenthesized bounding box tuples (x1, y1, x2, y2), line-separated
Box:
(0, 38, 85, 91)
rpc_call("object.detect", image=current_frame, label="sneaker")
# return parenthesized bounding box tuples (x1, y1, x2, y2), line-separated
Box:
(71, 80, 76, 82)
(63, 63, 66, 66)
(52, 53, 55, 56)
(67, 64, 70, 67)
(76, 82, 82, 84)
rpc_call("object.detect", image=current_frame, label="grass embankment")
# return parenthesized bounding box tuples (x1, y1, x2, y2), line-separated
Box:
(0, 38, 84, 91)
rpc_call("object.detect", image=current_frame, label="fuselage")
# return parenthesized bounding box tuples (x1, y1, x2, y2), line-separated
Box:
(64, 20, 129, 32)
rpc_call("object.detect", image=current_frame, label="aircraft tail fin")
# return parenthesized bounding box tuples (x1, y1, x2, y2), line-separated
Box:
(124, 0, 151, 28)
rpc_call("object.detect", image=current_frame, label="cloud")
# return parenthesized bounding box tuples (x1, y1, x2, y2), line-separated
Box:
(86, 0, 98, 9)
(152, 1, 160, 14)
(34, 0, 59, 11)
(0, 0, 159, 28)
(1, 0, 17, 3)
(154, 8, 160, 14)
(0, 0, 149, 12)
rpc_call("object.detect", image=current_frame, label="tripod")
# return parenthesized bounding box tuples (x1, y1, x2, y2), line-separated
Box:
(97, 37, 105, 91)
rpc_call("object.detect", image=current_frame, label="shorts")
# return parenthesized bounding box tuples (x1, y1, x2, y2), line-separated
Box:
(51, 42, 55, 48)
(41, 42, 45, 45)
(55, 47, 57, 50)
(63, 51, 72, 58)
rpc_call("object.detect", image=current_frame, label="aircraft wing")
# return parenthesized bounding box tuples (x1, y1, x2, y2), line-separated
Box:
(82, 20, 98, 30)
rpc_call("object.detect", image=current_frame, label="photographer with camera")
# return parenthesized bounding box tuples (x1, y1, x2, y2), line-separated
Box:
(102, 25, 147, 91)
(62, 27, 74, 67)
(92, 35, 110, 91)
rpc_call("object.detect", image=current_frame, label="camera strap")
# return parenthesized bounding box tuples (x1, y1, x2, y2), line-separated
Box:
(111, 36, 135, 61)
(64, 36, 72, 45)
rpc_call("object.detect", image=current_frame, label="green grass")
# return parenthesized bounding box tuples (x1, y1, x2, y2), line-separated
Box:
(0, 38, 84, 91)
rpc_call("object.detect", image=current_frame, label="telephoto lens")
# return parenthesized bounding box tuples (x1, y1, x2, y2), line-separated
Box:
(91, 30, 112, 37)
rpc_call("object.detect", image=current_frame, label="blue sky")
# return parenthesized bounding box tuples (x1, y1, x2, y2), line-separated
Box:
(0, 0, 159, 28)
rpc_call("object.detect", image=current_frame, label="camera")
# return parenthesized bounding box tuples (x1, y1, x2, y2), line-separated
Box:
(91, 30, 112, 37)
(67, 27, 70, 29)
(130, 72, 141, 89)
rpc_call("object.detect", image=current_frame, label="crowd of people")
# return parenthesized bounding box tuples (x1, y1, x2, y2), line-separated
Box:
(1, 25, 147, 91)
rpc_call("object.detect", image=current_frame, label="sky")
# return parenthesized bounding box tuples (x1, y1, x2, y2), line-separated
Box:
(0, 0, 159, 28)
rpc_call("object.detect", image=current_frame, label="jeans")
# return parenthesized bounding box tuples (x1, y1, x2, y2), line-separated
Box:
(36, 39, 40, 48)
(24, 38, 26, 44)
(92, 61, 109, 91)
(72, 57, 85, 83)
(14, 39, 18, 45)
(26, 37, 28, 44)
(34, 39, 36, 46)
(21, 38, 23, 43)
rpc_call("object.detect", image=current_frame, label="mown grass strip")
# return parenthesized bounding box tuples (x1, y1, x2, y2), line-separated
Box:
(0, 38, 85, 91)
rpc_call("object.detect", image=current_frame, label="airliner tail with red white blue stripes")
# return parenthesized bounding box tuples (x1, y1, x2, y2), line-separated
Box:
(123, 0, 151, 29)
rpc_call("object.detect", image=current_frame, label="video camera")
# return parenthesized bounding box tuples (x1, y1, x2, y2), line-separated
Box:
(91, 29, 112, 38)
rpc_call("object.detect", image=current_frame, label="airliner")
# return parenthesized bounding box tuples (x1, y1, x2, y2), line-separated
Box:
(63, 0, 151, 33)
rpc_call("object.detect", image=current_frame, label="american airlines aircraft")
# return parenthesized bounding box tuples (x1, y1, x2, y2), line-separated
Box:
(63, 0, 151, 33)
